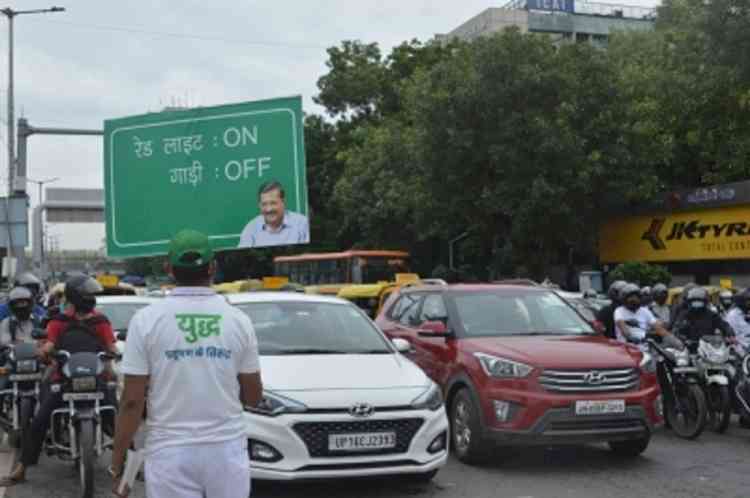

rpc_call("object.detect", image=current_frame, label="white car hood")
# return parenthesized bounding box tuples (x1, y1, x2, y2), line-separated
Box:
(261, 354, 431, 408)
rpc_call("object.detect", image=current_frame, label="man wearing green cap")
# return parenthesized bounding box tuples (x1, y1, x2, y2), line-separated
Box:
(111, 229, 263, 498)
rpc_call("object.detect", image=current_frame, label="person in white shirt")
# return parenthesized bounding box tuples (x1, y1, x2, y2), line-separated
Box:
(111, 229, 263, 498)
(725, 289, 750, 349)
(614, 283, 670, 344)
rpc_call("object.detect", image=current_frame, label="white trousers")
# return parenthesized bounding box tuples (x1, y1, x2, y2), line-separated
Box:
(145, 438, 251, 498)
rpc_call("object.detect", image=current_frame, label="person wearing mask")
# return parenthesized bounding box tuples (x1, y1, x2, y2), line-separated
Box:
(0, 273, 46, 322)
(649, 284, 671, 325)
(669, 283, 697, 330)
(0, 273, 118, 487)
(0, 287, 40, 346)
(718, 289, 734, 317)
(614, 283, 670, 344)
(111, 229, 263, 498)
(671, 286, 734, 352)
(596, 280, 627, 339)
(724, 288, 750, 350)
(640, 286, 653, 308)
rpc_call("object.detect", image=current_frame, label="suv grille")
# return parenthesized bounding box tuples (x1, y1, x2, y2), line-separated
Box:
(293, 419, 424, 458)
(539, 368, 639, 393)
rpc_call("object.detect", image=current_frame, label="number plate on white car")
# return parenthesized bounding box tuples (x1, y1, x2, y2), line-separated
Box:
(9, 373, 42, 381)
(575, 400, 626, 416)
(328, 432, 397, 452)
(63, 392, 104, 402)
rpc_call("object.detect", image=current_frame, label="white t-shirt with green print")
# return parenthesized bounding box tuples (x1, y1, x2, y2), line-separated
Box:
(121, 287, 260, 454)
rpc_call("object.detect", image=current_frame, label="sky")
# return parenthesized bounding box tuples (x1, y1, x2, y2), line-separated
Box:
(0, 0, 659, 251)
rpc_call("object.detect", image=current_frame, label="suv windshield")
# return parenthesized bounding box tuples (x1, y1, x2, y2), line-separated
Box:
(451, 291, 595, 337)
(235, 301, 394, 355)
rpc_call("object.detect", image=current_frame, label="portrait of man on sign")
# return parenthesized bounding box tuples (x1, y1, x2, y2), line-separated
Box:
(238, 180, 310, 248)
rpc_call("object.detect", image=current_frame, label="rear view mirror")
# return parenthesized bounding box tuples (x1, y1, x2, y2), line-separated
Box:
(117, 331, 127, 342)
(31, 328, 48, 341)
(418, 321, 450, 338)
(391, 338, 412, 354)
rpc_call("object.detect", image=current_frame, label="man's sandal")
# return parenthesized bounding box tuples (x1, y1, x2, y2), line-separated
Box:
(0, 474, 26, 487)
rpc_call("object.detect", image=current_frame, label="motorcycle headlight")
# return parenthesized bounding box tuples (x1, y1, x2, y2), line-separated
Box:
(701, 345, 729, 364)
(475, 353, 533, 379)
(16, 359, 37, 373)
(639, 352, 657, 374)
(411, 382, 443, 411)
(72, 376, 97, 392)
(245, 392, 307, 417)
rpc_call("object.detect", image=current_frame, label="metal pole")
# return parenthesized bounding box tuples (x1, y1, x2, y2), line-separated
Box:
(7, 12, 13, 196)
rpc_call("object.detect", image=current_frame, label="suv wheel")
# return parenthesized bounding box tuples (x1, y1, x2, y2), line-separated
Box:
(451, 388, 489, 464)
(608, 435, 650, 457)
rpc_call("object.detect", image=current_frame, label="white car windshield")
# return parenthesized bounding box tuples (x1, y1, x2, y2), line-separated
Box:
(452, 291, 596, 337)
(97, 303, 150, 332)
(236, 301, 394, 355)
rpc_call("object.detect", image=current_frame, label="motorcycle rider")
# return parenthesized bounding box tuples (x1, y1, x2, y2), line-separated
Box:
(614, 283, 670, 344)
(718, 289, 734, 317)
(649, 283, 671, 324)
(669, 282, 697, 330)
(0, 272, 46, 322)
(725, 288, 750, 350)
(640, 286, 653, 307)
(671, 286, 734, 352)
(0, 273, 118, 487)
(596, 280, 627, 339)
(0, 287, 41, 405)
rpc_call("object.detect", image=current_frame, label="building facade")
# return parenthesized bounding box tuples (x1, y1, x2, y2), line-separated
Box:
(437, 0, 655, 47)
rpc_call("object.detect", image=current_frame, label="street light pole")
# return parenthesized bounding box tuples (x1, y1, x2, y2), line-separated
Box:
(0, 6, 65, 277)
(27, 176, 58, 275)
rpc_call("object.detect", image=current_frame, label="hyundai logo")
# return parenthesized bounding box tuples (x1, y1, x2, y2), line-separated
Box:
(349, 403, 375, 418)
(583, 371, 606, 385)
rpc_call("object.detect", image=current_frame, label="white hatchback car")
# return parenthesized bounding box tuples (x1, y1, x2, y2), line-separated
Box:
(227, 292, 449, 482)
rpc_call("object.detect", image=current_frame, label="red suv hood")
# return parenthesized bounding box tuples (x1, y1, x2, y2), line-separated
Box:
(463, 335, 639, 370)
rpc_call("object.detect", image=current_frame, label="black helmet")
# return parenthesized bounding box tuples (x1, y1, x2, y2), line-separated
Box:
(64, 273, 103, 314)
(608, 280, 627, 301)
(620, 283, 641, 301)
(8, 286, 33, 320)
(14, 272, 42, 299)
(734, 288, 750, 313)
(685, 286, 709, 312)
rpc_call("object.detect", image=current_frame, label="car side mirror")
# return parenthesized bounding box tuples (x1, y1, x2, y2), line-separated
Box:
(31, 328, 47, 340)
(592, 320, 606, 335)
(391, 338, 413, 354)
(117, 331, 127, 341)
(418, 321, 450, 338)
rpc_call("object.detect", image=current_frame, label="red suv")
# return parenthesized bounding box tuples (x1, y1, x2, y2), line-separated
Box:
(375, 284, 663, 463)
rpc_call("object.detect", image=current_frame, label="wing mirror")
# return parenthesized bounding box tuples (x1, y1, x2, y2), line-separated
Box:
(418, 321, 450, 338)
(391, 338, 413, 354)
(31, 328, 48, 341)
(117, 330, 127, 341)
(592, 320, 606, 335)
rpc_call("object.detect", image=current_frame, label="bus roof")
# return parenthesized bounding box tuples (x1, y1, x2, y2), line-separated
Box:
(273, 250, 409, 263)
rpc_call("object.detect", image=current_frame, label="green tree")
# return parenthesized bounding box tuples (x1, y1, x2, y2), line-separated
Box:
(608, 262, 672, 287)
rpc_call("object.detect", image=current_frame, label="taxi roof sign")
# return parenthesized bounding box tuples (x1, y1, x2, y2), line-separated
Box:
(96, 274, 120, 288)
(395, 273, 420, 284)
(263, 276, 289, 289)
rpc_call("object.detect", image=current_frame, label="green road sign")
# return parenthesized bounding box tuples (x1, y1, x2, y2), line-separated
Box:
(104, 96, 308, 258)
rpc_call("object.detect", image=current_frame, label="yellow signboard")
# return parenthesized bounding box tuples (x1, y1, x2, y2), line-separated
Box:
(96, 274, 119, 288)
(600, 205, 750, 263)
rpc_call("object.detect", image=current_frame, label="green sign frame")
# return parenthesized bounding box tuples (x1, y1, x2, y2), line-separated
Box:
(104, 96, 308, 258)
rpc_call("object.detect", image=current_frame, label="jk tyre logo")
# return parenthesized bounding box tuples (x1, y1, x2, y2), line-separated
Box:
(641, 219, 667, 251)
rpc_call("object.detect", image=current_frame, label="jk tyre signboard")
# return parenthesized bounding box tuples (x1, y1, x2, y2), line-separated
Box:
(104, 96, 309, 258)
(600, 205, 750, 263)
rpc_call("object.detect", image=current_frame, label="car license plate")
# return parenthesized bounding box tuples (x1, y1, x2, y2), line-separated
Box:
(575, 400, 626, 416)
(63, 392, 104, 402)
(328, 432, 397, 452)
(9, 373, 42, 381)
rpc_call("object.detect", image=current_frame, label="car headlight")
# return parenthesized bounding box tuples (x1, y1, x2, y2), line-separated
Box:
(72, 376, 97, 392)
(639, 351, 657, 374)
(474, 352, 533, 379)
(411, 382, 443, 411)
(245, 392, 307, 417)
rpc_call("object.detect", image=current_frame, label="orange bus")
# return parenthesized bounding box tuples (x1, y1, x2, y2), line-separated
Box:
(273, 250, 410, 286)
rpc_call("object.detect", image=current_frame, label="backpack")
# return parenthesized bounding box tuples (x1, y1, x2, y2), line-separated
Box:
(51, 314, 111, 354)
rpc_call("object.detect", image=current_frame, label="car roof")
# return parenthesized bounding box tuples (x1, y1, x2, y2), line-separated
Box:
(225, 291, 352, 306)
(401, 283, 552, 294)
(95, 296, 160, 305)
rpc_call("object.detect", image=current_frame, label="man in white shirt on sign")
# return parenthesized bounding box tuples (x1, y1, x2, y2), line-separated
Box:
(614, 283, 670, 344)
(111, 229, 263, 498)
(237, 181, 309, 248)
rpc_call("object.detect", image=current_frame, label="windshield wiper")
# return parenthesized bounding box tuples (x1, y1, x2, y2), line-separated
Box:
(270, 348, 350, 355)
(351, 349, 392, 354)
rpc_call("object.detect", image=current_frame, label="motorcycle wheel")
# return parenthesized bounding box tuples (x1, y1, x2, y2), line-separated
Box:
(12, 398, 35, 449)
(666, 383, 707, 440)
(706, 385, 731, 434)
(78, 421, 95, 498)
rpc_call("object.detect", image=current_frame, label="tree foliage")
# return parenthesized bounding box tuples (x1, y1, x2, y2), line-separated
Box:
(608, 262, 672, 287)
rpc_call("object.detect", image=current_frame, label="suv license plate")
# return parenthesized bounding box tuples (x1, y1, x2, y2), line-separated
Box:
(575, 400, 625, 416)
(9, 373, 42, 381)
(329, 432, 397, 452)
(63, 392, 104, 402)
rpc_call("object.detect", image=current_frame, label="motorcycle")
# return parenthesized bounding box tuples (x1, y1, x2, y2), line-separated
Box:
(0, 330, 45, 448)
(693, 335, 732, 433)
(727, 342, 749, 427)
(735, 353, 750, 426)
(647, 336, 708, 439)
(46, 349, 119, 498)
